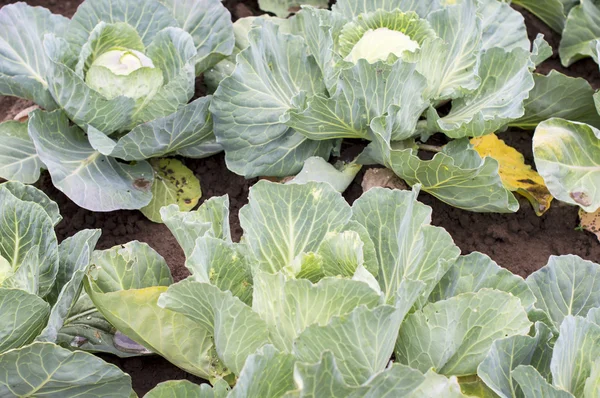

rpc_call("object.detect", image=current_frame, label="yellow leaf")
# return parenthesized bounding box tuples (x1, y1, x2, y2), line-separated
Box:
(580, 208, 600, 242)
(470, 134, 553, 216)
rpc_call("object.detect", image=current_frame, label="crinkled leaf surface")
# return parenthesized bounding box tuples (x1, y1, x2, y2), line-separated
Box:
(211, 20, 332, 178)
(559, 0, 600, 66)
(0, 342, 132, 397)
(239, 181, 351, 274)
(0, 120, 44, 184)
(28, 110, 154, 212)
(396, 289, 532, 376)
(527, 255, 600, 330)
(533, 118, 600, 212)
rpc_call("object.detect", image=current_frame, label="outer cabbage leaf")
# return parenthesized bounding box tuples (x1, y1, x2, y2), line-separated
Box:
(0, 289, 49, 354)
(396, 289, 532, 376)
(145, 379, 229, 398)
(526, 255, 600, 330)
(28, 110, 154, 212)
(331, 0, 442, 19)
(0, 120, 44, 184)
(211, 20, 333, 178)
(511, 0, 575, 32)
(351, 187, 460, 304)
(0, 181, 61, 227)
(286, 157, 361, 193)
(239, 181, 351, 274)
(559, 0, 600, 66)
(510, 71, 600, 130)
(478, 0, 529, 52)
(585, 358, 600, 398)
(512, 365, 575, 398)
(0, 342, 132, 397)
(0, 3, 68, 109)
(532, 118, 600, 212)
(258, 0, 328, 18)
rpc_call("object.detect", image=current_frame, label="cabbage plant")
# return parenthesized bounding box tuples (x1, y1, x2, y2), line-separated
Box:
(210, 0, 556, 212)
(81, 180, 600, 396)
(0, 181, 133, 396)
(0, 0, 233, 215)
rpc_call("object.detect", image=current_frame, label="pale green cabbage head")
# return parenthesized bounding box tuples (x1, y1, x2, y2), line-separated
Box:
(345, 27, 420, 64)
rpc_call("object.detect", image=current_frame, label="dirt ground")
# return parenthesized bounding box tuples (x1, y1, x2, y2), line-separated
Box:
(1, 0, 600, 394)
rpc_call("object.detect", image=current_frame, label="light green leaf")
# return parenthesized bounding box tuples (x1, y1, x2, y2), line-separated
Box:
(0, 187, 58, 297)
(0, 121, 44, 184)
(240, 181, 351, 274)
(511, 0, 573, 33)
(158, 0, 234, 74)
(435, 48, 534, 138)
(43, 34, 137, 134)
(259, 0, 328, 17)
(409, 370, 468, 398)
(186, 237, 253, 304)
(85, 65, 164, 101)
(0, 181, 61, 227)
(0, 3, 68, 109)
(287, 59, 427, 140)
(28, 110, 154, 212)
(158, 279, 270, 375)
(0, 342, 132, 397)
(478, 0, 529, 52)
(332, 0, 442, 19)
(478, 323, 554, 398)
(145, 380, 224, 398)
(396, 289, 532, 376)
(315, 230, 366, 278)
(141, 158, 201, 223)
(229, 345, 296, 398)
(211, 20, 332, 178)
(68, 0, 177, 49)
(294, 305, 403, 386)
(286, 157, 361, 193)
(532, 118, 600, 212)
(587, 307, 600, 325)
(351, 187, 460, 304)
(430, 252, 536, 310)
(559, 0, 600, 66)
(253, 272, 381, 352)
(527, 255, 600, 330)
(512, 365, 575, 398)
(0, 289, 49, 353)
(531, 34, 554, 66)
(551, 316, 600, 396)
(511, 71, 600, 130)
(585, 358, 600, 398)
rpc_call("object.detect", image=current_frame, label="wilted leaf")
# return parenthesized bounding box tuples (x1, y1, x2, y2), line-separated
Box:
(579, 208, 600, 241)
(141, 158, 202, 223)
(471, 133, 553, 215)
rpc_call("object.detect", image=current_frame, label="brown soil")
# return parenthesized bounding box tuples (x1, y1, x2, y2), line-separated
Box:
(1, 0, 600, 395)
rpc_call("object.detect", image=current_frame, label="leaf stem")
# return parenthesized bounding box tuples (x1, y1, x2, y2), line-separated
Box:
(417, 143, 443, 153)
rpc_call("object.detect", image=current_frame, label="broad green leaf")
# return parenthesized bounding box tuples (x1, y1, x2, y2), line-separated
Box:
(531, 34, 554, 67)
(253, 272, 381, 352)
(587, 307, 600, 325)
(416, 0, 481, 100)
(315, 230, 366, 278)
(435, 48, 534, 138)
(430, 252, 536, 310)
(211, 20, 332, 178)
(351, 187, 460, 303)
(43, 34, 137, 134)
(527, 255, 600, 330)
(585, 358, 600, 397)
(0, 342, 132, 397)
(158, 279, 270, 375)
(0, 3, 68, 109)
(511, 0, 572, 33)
(157, 0, 234, 74)
(141, 159, 201, 223)
(104, 97, 213, 161)
(362, 130, 519, 212)
(0, 187, 58, 297)
(87, 283, 217, 379)
(186, 237, 253, 304)
(510, 71, 600, 130)
(259, 0, 328, 17)
(286, 157, 361, 193)
(0, 181, 61, 227)
(145, 380, 227, 398)
(396, 289, 532, 376)
(28, 110, 154, 212)
(287, 59, 427, 140)
(533, 118, 600, 212)
(551, 316, 600, 396)
(332, 0, 442, 19)
(559, 0, 600, 66)
(68, 0, 177, 49)
(512, 365, 574, 398)
(239, 181, 351, 274)
(478, 0, 529, 52)
(0, 121, 44, 184)
(409, 370, 468, 398)
(229, 345, 296, 398)
(478, 323, 554, 398)
(293, 305, 403, 386)
(75, 22, 145, 76)
(0, 289, 49, 353)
